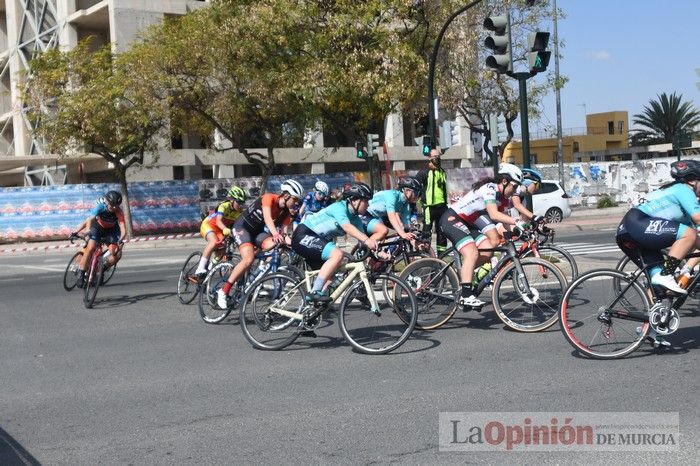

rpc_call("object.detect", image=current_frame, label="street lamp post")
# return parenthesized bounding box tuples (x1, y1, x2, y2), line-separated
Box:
(427, 0, 484, 148)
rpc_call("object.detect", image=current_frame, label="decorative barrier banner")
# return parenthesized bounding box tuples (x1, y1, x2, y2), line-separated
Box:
(0, 181, 200, 242)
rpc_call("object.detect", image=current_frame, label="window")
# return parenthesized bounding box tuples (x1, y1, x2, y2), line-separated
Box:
(618, 121, 624, 134)
(530, 154, 538, 165)
(573, 141, 580, 153)
(173, 166, 184, 180)
(608, 121, 614, 135)
(538, 182, 559, 194)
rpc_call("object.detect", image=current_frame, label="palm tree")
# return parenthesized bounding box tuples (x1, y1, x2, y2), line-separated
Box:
(631, 92, 700, 146)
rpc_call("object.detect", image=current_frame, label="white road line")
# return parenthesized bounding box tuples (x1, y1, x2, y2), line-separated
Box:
(2, 264, 64, 272)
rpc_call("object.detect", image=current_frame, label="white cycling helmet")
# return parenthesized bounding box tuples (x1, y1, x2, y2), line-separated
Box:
(280, 179, 304, 198)
(314, 180, 330, 196)
(498, 163, 523, 184)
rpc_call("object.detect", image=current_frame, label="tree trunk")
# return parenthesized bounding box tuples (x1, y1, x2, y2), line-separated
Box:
(260, 146, 276, 193)
(115, 167, 134, 238)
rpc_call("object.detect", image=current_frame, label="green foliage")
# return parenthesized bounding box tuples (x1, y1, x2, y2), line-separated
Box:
(596, 195, 618, 209)
(128, 0, 426, 178)
(631, 92, 700, 146)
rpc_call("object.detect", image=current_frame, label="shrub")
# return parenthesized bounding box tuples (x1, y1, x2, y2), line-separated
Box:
(597, 195, 618, 209)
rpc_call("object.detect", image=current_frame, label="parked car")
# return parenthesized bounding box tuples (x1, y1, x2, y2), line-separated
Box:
(532, 179, 571, 223)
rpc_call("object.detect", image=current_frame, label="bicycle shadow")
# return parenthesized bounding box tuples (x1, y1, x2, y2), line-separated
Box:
(92, 291, 177, 308)
(103, 279, 166, 288)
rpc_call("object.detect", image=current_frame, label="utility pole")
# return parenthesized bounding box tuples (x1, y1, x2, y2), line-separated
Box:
(553, 0, 565, 189)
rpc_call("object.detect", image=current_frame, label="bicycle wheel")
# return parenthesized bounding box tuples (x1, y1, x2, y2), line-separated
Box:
(492, 257, 567, 332)
(560, 269, 651, 359)
(83, 253, 104, 309)
(399, 257, 459, 330)
(63, 251, 83, 291)
(339, 273, 417, 354)
(198, 262, 236, 324)
(177, 251, 203, 304)
(522, 245, 578, 282)
(100, 261, 117, 285)
(239, 271, 305, 350)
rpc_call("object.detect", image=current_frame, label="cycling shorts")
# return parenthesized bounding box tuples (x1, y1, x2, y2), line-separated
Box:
(358, 214, 385, 234)
(231, 216, 272, 248)
(88, 223, 120, 245)
(291, 224, 336, 270)
(615, 208, 688, 268)
(438, 208, 475, 252)
(200, 221, 224, 242)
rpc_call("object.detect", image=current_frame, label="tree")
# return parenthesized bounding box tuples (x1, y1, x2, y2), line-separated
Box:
(21, 39, 169, 237)
(631, 92, 700, 146)
(431, 0, 564, 161)
(130, 0, 426, 187)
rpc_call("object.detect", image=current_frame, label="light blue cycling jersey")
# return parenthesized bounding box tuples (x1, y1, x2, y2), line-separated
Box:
(367, 190, 411, 225)
(302, 200, 366, 239)
(637, 182, 700, 224)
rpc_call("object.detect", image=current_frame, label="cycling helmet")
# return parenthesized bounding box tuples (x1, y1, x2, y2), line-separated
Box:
(521, 168, 543, 183)
(670, 160, 700, 182)
(226, 186, 248, 202)
(105, 190, 122, 206)
(280, 179, 304, 198)
(314, 180, 330, 196)
(497, 163, 523, 184)
(398, 176, 423, 194)
(343, 182, 373, 200)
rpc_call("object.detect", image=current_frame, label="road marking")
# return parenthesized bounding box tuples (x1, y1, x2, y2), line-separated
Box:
(2, 264, 64, 272)
(554, 242, 623, 256)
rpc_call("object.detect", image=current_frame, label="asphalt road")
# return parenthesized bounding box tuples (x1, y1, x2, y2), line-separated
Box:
(0, 229, 697, 465)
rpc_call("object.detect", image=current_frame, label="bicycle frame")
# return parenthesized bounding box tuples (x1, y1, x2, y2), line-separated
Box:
(270, 261, 379, 322)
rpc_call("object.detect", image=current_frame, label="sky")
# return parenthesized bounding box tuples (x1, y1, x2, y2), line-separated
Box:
(531, 0, 700, 134)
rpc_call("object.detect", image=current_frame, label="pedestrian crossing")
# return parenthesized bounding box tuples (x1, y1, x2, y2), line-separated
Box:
(551, 242, 623, 257)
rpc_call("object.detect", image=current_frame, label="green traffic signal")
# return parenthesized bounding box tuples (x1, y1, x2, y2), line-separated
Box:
(422, 136, 432, 156)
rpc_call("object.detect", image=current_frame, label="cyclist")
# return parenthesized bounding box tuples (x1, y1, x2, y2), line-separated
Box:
(616, 159, 700, 296)
(291, 182, 386, 302)
(216, 179, 304, 309)
(510, 168, 545, 224)
(363, 176, 422, 244)
(72, 190, 127, 287)
(440, 163, 526, 310)
(297, 180, 332, 224)
(194, 186, 248, 277)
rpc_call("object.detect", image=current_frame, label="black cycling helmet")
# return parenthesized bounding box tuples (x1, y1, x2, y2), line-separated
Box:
(343, 182, 373, 200)
(670, 160, 700, 182)
(105, 190, 122, 206)
(398, 176, 422, 194)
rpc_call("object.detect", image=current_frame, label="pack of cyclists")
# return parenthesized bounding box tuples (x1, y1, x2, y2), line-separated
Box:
(75, 156, 700, 353)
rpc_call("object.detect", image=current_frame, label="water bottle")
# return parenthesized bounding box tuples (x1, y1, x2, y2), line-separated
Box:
(472, 263, 492, 285)
(677, 266, 691, 289)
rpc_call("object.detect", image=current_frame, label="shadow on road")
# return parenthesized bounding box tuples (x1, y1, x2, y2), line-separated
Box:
(93, 291, 176, 308)
(0, 426, 41, 465)
(104, 279, 166, 288)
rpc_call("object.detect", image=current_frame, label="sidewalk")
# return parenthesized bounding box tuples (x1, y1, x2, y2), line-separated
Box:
(550, 204, 627, 231)
(0, 232, 204, 255)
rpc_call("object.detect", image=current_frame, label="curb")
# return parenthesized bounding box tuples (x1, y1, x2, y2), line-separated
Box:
(0, 232, 200, 255)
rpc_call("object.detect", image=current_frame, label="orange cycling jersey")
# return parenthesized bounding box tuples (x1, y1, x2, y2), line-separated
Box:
(240, 193, 292, 233)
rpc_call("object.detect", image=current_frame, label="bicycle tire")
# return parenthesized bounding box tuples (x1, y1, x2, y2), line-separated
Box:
(560, 269, 651, 359)
(492, 257, 567, 332)
(522, 244, 578, 282)
(399, 257, 459, 330)
(239, 271, 305, 350)
(100, 261, 117, 285)
(83, 251, 104, 309)
(63, 251, 83, 291)
(198, 262, 236, 324)
(178, 251, 203, 304)
(338, 273, 417, 354)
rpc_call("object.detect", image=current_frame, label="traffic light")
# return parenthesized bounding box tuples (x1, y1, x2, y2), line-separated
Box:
(355, 139, 367, 159)
(527, 31, 551, 74)
(367, 133, 380, 158)
(489, 114, 507, 145)
(421, 136, 432, 156)
(483, 13, 512, 74)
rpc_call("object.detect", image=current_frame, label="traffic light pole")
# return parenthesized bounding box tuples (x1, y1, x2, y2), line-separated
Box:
(427, 0, 483, 148)
(511, 71, 535, 210)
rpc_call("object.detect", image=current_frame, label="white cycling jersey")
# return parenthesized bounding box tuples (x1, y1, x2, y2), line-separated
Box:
(451, 182, 511, 223)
